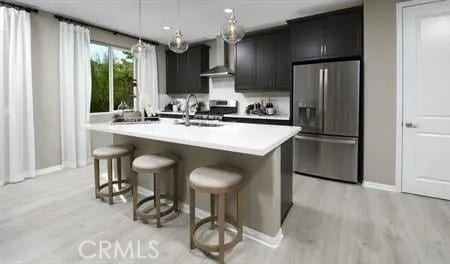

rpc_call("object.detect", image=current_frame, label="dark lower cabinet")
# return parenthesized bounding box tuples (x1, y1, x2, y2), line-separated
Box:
(281, 138, 293, 224)
(166, 45, 209, 94)
(235, 27, 291, 92)
(288, 6, 363, 62)
(222, 116, 290, 126)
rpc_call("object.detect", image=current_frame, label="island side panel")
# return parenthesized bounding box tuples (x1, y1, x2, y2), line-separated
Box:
(281, 138, 293, 224)
(114, 134, 282, 237)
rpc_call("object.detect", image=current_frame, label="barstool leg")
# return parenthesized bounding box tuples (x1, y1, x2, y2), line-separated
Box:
(132, 171, 138, 221)
(155, 173, 161, 228)
(94, 159, 100, 199)
(189, 187, 196, 249)
(117, 157, 122, 190)
(218, 194, 226, 264)
(173, 166, 179, 212)
(107, 159, 113, 205)
(237, 191, 243, 241)
(129, 153, 134, 195)
(210, 194, 216, 229)
(153, 173, 157, 208)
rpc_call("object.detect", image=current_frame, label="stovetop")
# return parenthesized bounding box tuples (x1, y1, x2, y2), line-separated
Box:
(194, 99, 238, 121)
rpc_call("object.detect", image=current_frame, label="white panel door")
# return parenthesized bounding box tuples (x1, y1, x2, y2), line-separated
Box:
(403, 1, 450, 200)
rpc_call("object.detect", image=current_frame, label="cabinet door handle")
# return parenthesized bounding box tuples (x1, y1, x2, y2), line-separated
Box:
(324, 45, 327, 55)
(320, 45, 324, 55)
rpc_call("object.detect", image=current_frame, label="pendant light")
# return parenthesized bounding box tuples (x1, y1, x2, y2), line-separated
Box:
(168, 0, 189, 53)
(131, 0, 150, 58)
(221, 0, 245, 44)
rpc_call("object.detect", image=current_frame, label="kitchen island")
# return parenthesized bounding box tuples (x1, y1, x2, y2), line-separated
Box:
(87, 118, 301, 247)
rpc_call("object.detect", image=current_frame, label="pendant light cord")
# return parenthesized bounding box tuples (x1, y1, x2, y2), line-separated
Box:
(177, 0, 180, 31)
(138, 0, 142, 41)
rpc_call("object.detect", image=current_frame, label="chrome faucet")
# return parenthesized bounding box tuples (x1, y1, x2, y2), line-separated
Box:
(184, 94, 198, 126)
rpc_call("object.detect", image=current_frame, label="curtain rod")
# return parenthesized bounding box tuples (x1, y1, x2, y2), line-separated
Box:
(0, 1, 39, 13)
(54, 14, 160, 46)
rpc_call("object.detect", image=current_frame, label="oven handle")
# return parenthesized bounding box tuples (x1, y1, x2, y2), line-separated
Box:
(295, 135, 357, 145)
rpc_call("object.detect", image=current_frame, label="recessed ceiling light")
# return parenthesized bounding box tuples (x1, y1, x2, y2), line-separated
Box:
(224, 8, 233, 14)
(163, 26, 171, 30)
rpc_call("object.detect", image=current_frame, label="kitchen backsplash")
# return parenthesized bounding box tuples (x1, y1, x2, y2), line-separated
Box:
(160, 78, 290, 115)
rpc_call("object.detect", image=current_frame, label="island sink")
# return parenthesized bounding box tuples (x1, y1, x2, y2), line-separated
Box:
(173, 119, 224, 127)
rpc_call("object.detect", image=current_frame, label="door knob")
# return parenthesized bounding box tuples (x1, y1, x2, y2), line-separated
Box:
(405, 122, 418, 128)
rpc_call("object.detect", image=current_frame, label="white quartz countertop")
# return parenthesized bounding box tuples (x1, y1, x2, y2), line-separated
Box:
(223, 113, 290, 121)
(159, 111, 290, 120)
(159, 111, 185, 115)
(86, 118, 301, 156)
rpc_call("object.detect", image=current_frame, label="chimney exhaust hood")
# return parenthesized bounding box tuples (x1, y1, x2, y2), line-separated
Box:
(200, 36, 234, 78)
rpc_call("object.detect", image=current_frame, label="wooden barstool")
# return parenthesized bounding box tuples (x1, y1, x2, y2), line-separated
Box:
(93, 145, 134, 204)
(131, 153, 179, 227)
(189, 165, 244, 264)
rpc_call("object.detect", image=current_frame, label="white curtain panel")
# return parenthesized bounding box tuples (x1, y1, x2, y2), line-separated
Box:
(137, 45, 159, 113)
(0, 7, 35, 186)
(59, 22, 92, 168)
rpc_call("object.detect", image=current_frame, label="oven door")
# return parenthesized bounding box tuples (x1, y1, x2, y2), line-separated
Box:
(293, 134, 358, 182)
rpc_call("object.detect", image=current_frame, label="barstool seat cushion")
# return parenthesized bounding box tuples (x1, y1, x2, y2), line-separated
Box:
(190, 165, 244, 190)
(132, 153, 178, 172)
(93, 145, 133, 158)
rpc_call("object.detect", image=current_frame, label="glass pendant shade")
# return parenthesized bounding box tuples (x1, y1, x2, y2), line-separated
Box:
(131, 0, 149, 59)
(221, 14, 245, 44)
(168, 30, 189, 53)
(131, 39, 149, 59)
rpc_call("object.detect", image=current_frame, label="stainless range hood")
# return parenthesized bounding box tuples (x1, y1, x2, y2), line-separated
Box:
(200, 36, 234, 78)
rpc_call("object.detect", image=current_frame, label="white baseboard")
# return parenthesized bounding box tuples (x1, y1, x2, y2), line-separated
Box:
(36, 165, 63, 176)
(138, 186, 283, 248)
(362, 181, 397, 192)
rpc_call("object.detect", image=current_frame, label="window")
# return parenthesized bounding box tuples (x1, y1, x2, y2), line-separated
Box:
(90, 43, 135, 113)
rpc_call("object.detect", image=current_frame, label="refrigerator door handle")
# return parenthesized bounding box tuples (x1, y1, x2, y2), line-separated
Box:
(295, 135, 357, 145)
(323, 68, 329, 117)
(319, 68, 324, 132)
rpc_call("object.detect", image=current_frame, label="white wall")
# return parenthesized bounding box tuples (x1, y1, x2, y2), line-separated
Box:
(31, 11, 61, 169)
(364, 0, 406, 185)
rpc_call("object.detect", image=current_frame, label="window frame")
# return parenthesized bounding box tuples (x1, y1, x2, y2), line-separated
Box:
(90, 41, 135, 114)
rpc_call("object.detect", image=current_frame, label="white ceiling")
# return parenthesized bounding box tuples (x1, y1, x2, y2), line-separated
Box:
(17, 0, 362, 44)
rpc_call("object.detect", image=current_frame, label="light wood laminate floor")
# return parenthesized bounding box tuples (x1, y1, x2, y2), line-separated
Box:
(0, 166, 449, 264)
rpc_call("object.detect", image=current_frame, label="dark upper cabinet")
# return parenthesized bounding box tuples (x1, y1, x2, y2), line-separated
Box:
(165, 45, 209, 94)
(255, 34, 274, 90)
(187, 46, 209, 93)
(289, 18, 323, 61)
(235, 40, 256, 90)
(235, 28, 291, 92)
(177, 50, 190, 92)
(288, 6, 362, 62)
(274, 30, 291, 91)
(323, 10, 362, 59)
(166, 51, 180, 93)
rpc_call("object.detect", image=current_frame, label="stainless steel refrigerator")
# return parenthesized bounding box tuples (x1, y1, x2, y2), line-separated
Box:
(293, 60, 360, 182)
